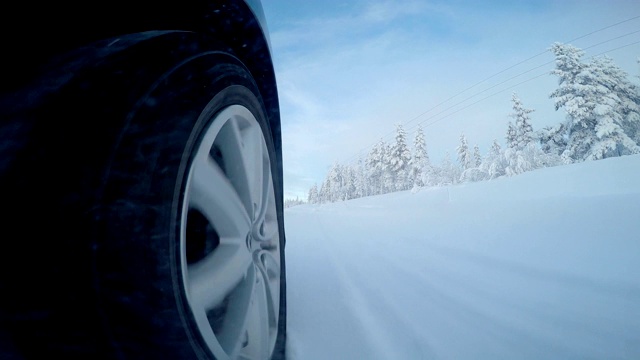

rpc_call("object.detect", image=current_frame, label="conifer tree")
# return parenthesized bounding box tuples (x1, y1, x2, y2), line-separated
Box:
(389, 124, 412, 191)
(410, 125, 430, 187)
(479, 139, 507, 180)
(506, 121, 518, 150)
(308, 183, 319, 204)
(456, 133, 472, 170)
(366, 139, 388, 195)
(473, 144, 482, 168)
(549, 42, 640, 162)
(510, 93, 535, 150)
(438, 152, 459, 186)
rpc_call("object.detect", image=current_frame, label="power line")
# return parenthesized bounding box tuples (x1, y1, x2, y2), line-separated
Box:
(408, 36, 640, 133)
(583, 29, 640, 51)
(340, 19, 640, 165)
(342, 38, 640, 165)
(400, 17, 640, 130)
(414, 72, 549, 132)
(404, 39, 640, 139)
(567, 14, 640, 43)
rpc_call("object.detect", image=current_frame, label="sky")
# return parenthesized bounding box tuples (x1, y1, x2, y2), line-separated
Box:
(283, 153, 640, 359)
(260, 0, 640, 200)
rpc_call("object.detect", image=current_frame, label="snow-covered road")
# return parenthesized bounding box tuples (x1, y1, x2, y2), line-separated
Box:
(283, 155, 640, 360)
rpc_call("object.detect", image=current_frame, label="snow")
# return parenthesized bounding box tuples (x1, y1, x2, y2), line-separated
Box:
(283, 154, 640, 359)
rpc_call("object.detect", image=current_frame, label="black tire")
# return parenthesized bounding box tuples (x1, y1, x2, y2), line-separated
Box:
(0, 31, 286, 360)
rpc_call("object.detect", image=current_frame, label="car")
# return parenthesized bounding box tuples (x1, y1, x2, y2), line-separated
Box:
(0, 0, 286, 359)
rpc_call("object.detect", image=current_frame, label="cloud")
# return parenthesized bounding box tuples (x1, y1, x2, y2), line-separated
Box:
(361, 0, 429, 23)
(264, 0, 640, 199)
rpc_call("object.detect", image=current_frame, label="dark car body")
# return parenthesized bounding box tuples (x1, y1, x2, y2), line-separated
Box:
(0, 1, 286, 358)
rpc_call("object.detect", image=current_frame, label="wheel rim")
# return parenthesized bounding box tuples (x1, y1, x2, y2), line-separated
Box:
(181, 104, 281, 360)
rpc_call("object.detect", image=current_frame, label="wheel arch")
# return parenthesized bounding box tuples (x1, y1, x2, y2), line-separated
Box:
(1, 0, 284, 224)
(2, 1, 278, 126)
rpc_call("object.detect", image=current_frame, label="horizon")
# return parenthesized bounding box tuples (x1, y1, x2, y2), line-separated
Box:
(261, 0, 640, 200)
(284, 151, 640, 359)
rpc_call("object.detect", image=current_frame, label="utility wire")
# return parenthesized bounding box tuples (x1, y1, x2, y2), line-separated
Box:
(395, 16, 640, 132)
(567, 15, 640, 43)
(409, 38, 640, 134)
(342, 38, 640, 165)
(340, 21, 640, 165)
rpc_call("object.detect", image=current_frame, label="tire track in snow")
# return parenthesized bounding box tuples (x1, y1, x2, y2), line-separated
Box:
(360, 239, 640, 359)
(284, 208, 383, 360)
(305, 208, 441, 359)
(326, 251, 443, 359)
(312, 212, 408, 360)
(330, 238, 548, 359)
(359, 243, 571, 359)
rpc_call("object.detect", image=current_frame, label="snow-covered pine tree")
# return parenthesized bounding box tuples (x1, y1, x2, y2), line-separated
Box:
(626, 58, 640, 144)
(380, 140, 395, 194)
(342, 165, 356, 201)
(509, 93, 535, 150)
(549, 42, 640, 162)
(490, 141, 504, 176)
(327, 162, 344, 202)
(479, 139, 507, 180)
(503, 93, 548, 177)
(456, 132, 473, 171)
(460, 142, 485, 183)
(389, 124, 411, 191)
(590, 55, 640, 152)
(307, 183, 319, 204)
(284, 197, 305, 208)
(366, 140, 380, 195)
(366, 139, 388, 195)
(473, 144, 482, 168)
(354, 158, 368, 199)
(538, 124, 567, 156)
(319, 179, 330, 203)
(490, 140, 501, 157)
(438, 152, 459, 186)
(506, 121, 518, 150)
(409, 125, 430, 188)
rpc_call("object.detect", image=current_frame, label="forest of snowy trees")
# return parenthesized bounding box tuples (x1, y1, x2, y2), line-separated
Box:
(305, 42, 640, 205)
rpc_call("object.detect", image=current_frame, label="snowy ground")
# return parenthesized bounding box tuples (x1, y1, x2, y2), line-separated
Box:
(283, 154, 640, 360)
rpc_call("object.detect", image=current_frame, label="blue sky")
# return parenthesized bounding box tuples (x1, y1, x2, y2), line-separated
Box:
(261, 0, 640, 200)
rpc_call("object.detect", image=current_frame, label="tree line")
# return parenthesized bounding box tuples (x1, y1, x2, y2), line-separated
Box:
(306, 42, 640, 204)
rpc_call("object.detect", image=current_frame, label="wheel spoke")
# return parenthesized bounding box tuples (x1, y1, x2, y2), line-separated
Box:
(217, 265, 258, 357)
(238, 268, 270, 359)
(187, 241, 252, 311)
(255, 251, 280, 331)
(190, 155, 251, 237)
(214, 116, 263, 223)
(239, 123, 266, 223)
(251, 160, 272, 242)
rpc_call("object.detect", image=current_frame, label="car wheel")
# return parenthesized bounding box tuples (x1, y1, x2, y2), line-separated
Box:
(0, 31, 286, 360)
(182, 92, 284, 360)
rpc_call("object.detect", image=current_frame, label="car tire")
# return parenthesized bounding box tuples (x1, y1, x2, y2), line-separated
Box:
(0, 30, 286, 360)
